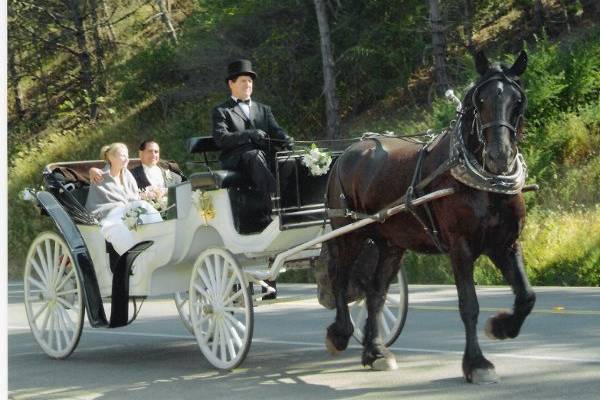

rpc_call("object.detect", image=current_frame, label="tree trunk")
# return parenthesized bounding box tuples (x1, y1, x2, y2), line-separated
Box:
(429, 0, 449, 95)
(66, 0, 98, 119)
(156, 0, 178, 44)
(464, 0, 475, 55)
(533, 0, 545, 34)
(314, 0, 340, 140)
(100, 0, 117, 49)
(89, 0, 107, 95)
(8, 45, 25, 120)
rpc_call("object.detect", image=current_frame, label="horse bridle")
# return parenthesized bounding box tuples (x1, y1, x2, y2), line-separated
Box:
(470, 74, 527, 143)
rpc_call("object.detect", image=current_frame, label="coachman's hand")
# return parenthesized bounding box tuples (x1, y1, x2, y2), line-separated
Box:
(283, 137, 295, 150)
(249, 129, 267, 144)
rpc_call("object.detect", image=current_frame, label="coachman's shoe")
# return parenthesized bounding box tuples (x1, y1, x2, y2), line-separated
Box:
(262, 280, 277, 300)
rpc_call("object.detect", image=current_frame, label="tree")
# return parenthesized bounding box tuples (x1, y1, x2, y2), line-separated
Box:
(314, 0, 340, 140)
(429, 0, 450, 96)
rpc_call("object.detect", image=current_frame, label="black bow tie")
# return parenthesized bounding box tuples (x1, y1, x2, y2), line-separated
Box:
(237, 99, 250, 105)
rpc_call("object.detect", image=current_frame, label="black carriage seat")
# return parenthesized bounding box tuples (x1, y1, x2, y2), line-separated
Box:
(43, 159, 185, 224)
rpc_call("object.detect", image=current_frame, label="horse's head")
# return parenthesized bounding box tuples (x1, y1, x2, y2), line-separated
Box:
(463, 50, 527, 175)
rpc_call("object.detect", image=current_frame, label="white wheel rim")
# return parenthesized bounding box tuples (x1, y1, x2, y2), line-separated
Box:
(173, 291, 193, 334)
(350, 269, 408, 347)
(189, 248, 253, 370)
(24, 232, 84, 359)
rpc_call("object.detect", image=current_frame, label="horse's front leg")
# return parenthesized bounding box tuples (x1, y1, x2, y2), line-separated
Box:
(485, 241, 536, 340)
(361, 243, 403, 371)
(450, 238, 497, 384)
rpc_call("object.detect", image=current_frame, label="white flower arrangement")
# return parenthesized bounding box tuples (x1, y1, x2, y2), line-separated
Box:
(139, 185, 168, 212)
(122, 204, 148, 231)
(301, 144, 332, 176)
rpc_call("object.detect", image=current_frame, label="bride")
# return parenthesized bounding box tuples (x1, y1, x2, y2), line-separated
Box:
(85, 142, 162, 255)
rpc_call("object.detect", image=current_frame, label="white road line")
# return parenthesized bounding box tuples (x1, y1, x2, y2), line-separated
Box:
(8, 326, 600, 364)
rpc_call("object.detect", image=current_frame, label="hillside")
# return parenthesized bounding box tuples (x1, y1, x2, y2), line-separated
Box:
(7, 0, 600, 285)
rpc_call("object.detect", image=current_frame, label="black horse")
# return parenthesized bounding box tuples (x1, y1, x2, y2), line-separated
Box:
(324, 50, 535, 383)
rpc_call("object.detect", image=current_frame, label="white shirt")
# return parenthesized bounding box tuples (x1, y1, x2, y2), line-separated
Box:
(231, 96, 251, 118)
(143, 164, 165, 188)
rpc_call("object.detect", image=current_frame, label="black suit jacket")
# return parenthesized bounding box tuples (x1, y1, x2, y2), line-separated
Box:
(130, 161, 184, 189)
(212, 98, 292, 169)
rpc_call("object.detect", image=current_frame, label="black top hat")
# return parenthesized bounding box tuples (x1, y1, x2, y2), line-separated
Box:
(226, 59, 257, 82)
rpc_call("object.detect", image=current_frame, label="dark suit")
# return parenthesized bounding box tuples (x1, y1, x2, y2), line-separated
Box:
(130, 161, 184, 190)
(212, 98, 292, 194)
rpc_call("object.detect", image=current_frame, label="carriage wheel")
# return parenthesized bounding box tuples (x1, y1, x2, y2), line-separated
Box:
(350, 267, 408, 347)
(189, 247, 254, 370)
(173, 291, 193, 335)
(23, 231, 85, 359)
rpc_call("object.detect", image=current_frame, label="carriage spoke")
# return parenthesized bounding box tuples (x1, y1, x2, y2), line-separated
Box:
(47, 309, 56, 347)
(219, 263, 230, 301)
(221, 319, 236, 360)
(56, 288, 78, 297)
(56, 296, 78, 314)
(222, 316, 243, 348)
(40, 303, 52, 334)
(221, 272, 237, 303)
(54, 311, 63, 352)
(54, 248, 70, 287)
(57, 304, 76, 333)
(27, 276, 46, 291)
(32, 301, 50, 323)
(55, 268, 75, 293)
(45, 239, 55, 286)
(223, 311, 246, 334)
(210, 324, 219, 357)
(29, 257, 48, 287)
(56, 305, 71, 346)
(197, 268, 215, 301)
(36, 246, 50, 283)
(218, 320, 227, 360)
(383, 303, 396, 322)
(222, 287, 243, 306)
(205, 257, 219, 295)
(193, 283, 212, 302)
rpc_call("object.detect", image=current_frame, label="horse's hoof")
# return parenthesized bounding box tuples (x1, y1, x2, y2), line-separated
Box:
(325, 336, 340, 356)
(371, 355, 398, 371)
(467, 368, 499, 384)
(484, 318, 498, 340)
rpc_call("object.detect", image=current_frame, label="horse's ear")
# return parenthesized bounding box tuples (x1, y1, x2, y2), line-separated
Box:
(475, 50, 489, 75)
(508, 50, 528, 76)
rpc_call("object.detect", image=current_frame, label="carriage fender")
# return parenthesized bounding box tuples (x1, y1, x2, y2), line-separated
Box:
(35, 191, 109, 327)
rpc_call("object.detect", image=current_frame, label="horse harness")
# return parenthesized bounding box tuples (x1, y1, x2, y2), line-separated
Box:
(326, 73, 529, 252)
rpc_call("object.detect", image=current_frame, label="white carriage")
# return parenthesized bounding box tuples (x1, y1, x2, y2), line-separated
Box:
(23, 137, 408, 370)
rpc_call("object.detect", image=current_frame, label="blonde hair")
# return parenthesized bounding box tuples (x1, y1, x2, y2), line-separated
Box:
(100, 142, 128, 164)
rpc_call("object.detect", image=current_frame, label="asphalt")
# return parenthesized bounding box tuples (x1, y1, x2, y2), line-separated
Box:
(7, 283, 600, 400)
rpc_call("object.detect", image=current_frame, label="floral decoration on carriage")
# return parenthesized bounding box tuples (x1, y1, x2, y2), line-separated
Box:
(301, 143, 332, 176)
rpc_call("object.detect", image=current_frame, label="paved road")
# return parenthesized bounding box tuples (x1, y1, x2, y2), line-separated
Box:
(7, 283, 600, 400)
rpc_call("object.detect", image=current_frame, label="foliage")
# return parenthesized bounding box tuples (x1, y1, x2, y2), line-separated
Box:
(6, 0, 600, 287)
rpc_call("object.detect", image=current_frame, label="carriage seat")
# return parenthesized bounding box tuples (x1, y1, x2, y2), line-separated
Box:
(187, 136, 251, 190)
(43, 159, 185, 222)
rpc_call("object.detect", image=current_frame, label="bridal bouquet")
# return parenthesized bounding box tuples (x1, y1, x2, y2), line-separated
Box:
(301, 143, 332, 176)
(140, 185, 168, 212)
(122, 204, 148, 231)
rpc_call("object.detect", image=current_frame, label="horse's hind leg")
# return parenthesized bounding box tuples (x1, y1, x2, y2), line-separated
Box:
(450, 237, 497, 384)
(325, 234, 362, 354)
(485, 241, 536, 340)
(361, 241, 403, 371)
